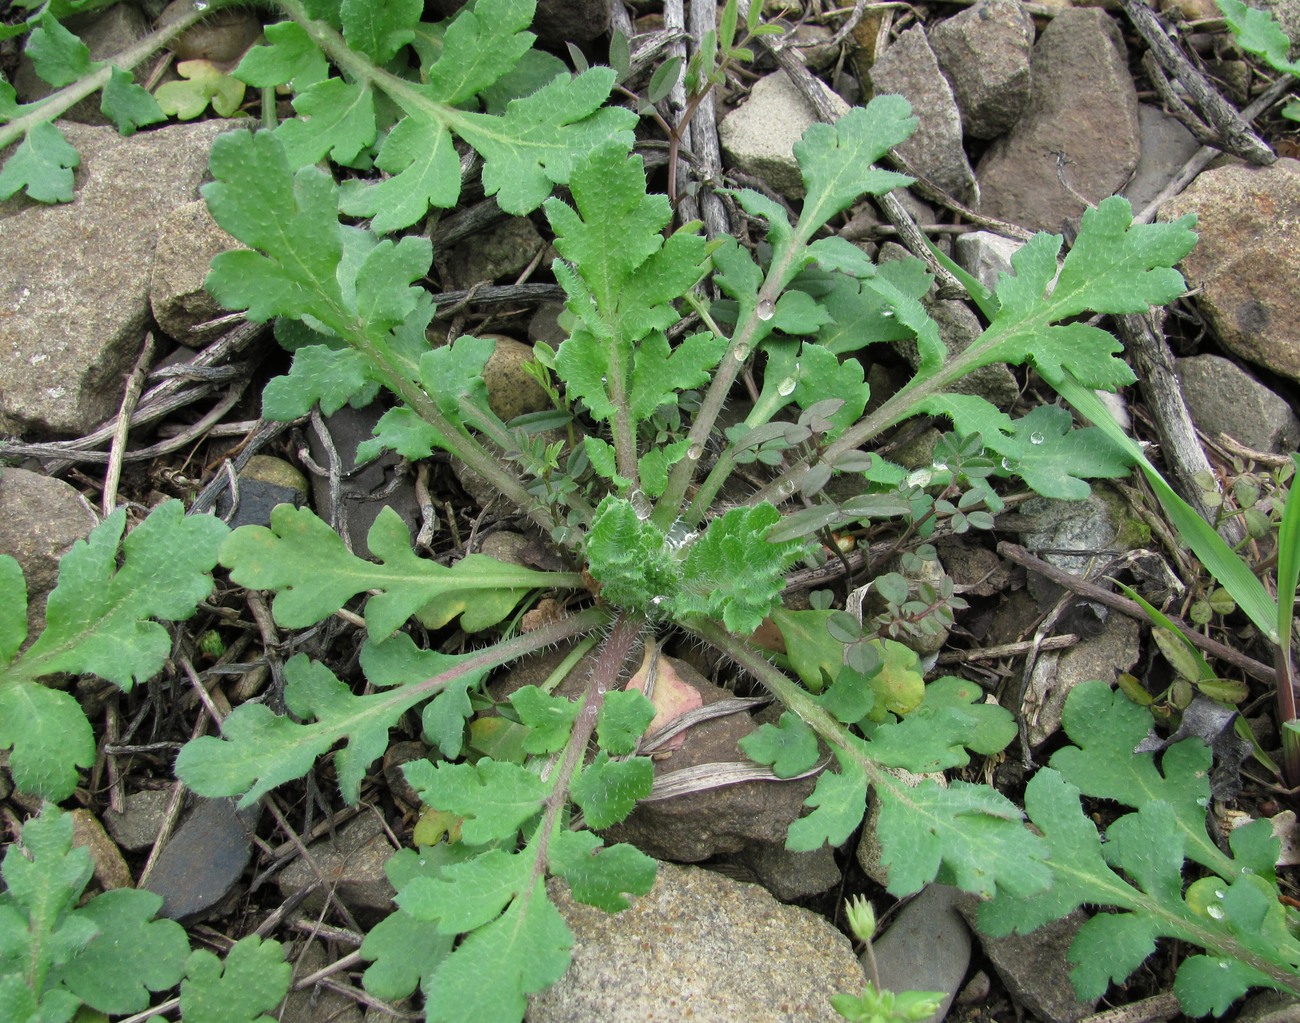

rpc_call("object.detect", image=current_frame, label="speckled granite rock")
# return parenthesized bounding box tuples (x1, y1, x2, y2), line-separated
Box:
(530, 862, 866, 1023)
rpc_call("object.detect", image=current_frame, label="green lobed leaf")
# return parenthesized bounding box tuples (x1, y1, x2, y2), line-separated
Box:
(176, 652, 433, 805)
(424, 0, 535, 105)
(548, 829, 657, 911)
(584, 496, 681, 613)
(458, 67, 638, 214)
(398, 848, 530, 934)
(422, 879, 571, 1023)
(219, 505, 579, 638)
(970, 199, 1197, 391)
(794, 96, 917, 233)
(338, 113, 461, 232)
(179, 935, 292, 1023)
(875, 776, 1050, 898)
(569, 752, 654, 829)
(987, 404, 1128, 499)
(0, 808, 188, 1019)
(360, 848, 456, 1000)
(340, 0, 422, 64)
(1048, 680, 1234, 875)
(25, 12, 97, 87)
(0, 684, 96, 800)
(511, 685, 581, 754)
(596, 689, 656, 755)
(203, 130, 350, 330)
(100, 66, 165, 134)
(404, 758, 547, 844)
(676, 503, 806, 634)
(0, 502, 224, 800)
(360, 632, 483, 759)
(0, 120, 80, 203)
(785, 749, 867, 851)
(53, 889, 189, 1014)
(275, 77, 376, 167)
(1218, 0, 1300, 74)
(234, 20, 330, 89)
(628, 331, 726, 421)
(739, 711, 820, 778)
(861, 676, 1016, 772)
(261, 342, 382, 419)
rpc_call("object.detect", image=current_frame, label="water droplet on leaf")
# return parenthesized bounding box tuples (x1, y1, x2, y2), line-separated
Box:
(629, 489, 651, 519)
(756, 299, 775, 320)
(686, 442, 704, 461)
(1029, 431, 1045, 445)
(880, 309, 895, 319)
(777, 375, 798, 397)
(733, 342, 751, 361)
(1207, 904, 1226, 920)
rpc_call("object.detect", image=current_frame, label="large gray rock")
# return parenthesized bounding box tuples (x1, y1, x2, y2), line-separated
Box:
(600, 657, 815, 862)
(719, 71, 850, 199)
(929, 0, 1035, 140)
(869, 26, 976, 201)
(1123, 105, 1200, 215)
(975, 8, 1140, 232)
(150, 199, 242, 346)
(1176, 353, 1300, 454)
(530, 863, 866, 1023)
(0, 119, 236, 435)
(277, 812, 397, 926)
(873, 886, 971, 1023)
(1160, 160, 1300, 384)
(0, 467, 98, 640)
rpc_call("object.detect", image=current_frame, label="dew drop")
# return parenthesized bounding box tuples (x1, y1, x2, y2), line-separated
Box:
(733, 342, 751, 361)
(1000, 457, 1016, 471)
(1212, 889, 1225, 900)
(932, 457, 948, 471)
(777, 374, 798, 397)
(756, 298, 775, 321)
(629, 489, 652, 519)
(600, 374, 608, 385)
(1219, 961, 1230, 970)
(1206, 904, 1226, 920)
(776, 479, 798, 498)
(880, 309, 895, 319)
(647, 595, 669, 615)
(686, 442, 704, 461)
(194, 0, 209, 8)
(1029, 431, 1045, 445)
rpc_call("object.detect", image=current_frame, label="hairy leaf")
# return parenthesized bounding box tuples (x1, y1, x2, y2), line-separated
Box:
(0, 120, 80, 203)
(180, 935, 292, 1023)
(219, 505, 580, 637)
(404, 759, 547, 844)
(875, 776, 1050, 898)
(739, 710, 820, 778)
(548, 829, 657, 911)
(458, 68, 637, 214)
(0, 502, 225, 800)
(569, 751, 654, 828)
(0, 808, 188, 1019)
(785, 749, 867, 851)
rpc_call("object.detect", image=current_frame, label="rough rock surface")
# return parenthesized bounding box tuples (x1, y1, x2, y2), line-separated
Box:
(0, 467, 98, 639)
(929, 0, 1034, 140)
(1123, 105, 1200, 214)
(600, 657, 814, 861)
(1160, 160, 1300, 384)
(1177, 353, 1300, 454)
(277, 811, 397, 925)
(0, 119, 235, 435)
(869, 26, 977, 201)
(976, 8, 1140, 232)
(150, 199, 243, 347)
(1024, 614, 1141, 746)
(530, 863, 865, 1023)
(872, 886, 971, 1023)
(719, 71, 850, 198)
